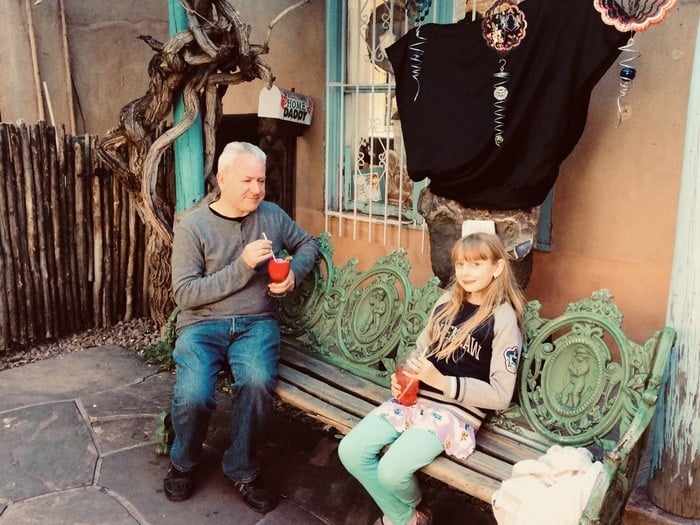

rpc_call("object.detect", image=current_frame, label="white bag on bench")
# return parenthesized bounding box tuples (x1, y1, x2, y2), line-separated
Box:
(492, 445, 603, 525)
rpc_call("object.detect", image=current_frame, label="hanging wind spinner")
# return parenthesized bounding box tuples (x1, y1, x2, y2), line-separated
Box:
(481, 0, 527, 147)
(593, 0, 677, 125)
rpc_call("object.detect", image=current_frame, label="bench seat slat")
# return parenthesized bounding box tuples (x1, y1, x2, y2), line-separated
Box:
(274, 381, 360, 434)
(423, 457, 501, 503)
(279, 358, 515, 484)
(451, 451, 513, 483)
(282, 347, 531, 478)
(276, 372, 509, 499)
(476, 428, 543, 464)
(278, 363, 378, 417)
(280, 344, 389, 404)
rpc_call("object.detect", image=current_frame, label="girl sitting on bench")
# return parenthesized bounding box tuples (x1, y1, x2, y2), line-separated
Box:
(339, 232, 525, 525)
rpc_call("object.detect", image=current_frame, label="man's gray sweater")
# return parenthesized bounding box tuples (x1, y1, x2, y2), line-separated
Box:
(171, 200, 319, 331)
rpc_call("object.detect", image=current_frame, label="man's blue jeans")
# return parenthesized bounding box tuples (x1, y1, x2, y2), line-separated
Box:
(169, 315, 280, 483)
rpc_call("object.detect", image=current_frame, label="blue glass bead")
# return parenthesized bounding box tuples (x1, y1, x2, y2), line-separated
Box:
(620, 67, 637, 81)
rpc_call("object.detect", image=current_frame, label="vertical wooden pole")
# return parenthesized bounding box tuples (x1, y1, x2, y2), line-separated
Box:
(647, 20, 700, 519)
(58, 0, 77, 135)
(23, 0, 44, 121)
(168, 0, 205, 213)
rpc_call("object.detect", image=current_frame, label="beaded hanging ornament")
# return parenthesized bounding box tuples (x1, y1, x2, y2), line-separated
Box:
(593, 0, 677, 126)
(481, 0, 527, 147)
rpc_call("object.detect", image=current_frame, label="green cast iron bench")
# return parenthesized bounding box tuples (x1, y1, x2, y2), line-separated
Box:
(154, 232, 675, 525)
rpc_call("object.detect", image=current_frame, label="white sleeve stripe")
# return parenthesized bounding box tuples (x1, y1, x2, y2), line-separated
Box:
(448, 375, 459, 398)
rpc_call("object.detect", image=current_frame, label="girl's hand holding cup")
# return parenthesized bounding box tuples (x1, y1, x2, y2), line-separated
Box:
(393, 363, 419, 405)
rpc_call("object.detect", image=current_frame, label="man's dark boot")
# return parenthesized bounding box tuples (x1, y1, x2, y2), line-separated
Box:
(163, 463, 194, 502)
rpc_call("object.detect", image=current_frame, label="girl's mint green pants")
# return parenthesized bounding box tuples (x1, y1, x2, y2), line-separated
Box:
(338, 414, 444, 525)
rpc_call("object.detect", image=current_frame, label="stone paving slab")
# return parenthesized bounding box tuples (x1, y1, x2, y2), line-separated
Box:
(1, 401, 97, 501)
(1, 486, 142, 525)
(99, 445, 321, 525)
(82, 373, 175, 455)
(0, 346, 160, 412)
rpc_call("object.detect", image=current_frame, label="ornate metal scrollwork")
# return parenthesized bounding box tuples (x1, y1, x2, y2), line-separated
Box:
(277, 232, 335, 338)
(519, 289, 654, 447)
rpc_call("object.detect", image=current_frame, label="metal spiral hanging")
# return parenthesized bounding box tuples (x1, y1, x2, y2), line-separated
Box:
(481, 0, 527, 147)
(493, 59, 510, 146)
(593, 0, 676, 126)
(615, 37, 641, 127)
(408, 26, 427, 102)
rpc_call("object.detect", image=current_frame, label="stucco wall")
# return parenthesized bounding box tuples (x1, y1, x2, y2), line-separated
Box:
(66, 1, 168, 136)
(1, 0, 696, 343)
(0, 0, 168, 135)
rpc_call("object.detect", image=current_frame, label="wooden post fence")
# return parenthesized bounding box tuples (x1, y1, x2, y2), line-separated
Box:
(0, 121, 152, 353)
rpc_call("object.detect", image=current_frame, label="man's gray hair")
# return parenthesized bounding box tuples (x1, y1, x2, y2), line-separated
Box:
(218, 142, 266, 173)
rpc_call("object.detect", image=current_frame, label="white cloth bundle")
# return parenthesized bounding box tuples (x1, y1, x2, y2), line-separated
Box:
(491, 445, 603, 525)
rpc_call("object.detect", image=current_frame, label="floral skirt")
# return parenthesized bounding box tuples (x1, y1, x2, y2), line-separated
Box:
(370, 398, 477, 460)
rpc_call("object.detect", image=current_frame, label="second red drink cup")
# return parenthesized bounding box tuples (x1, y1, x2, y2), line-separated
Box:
(395, 366, 418, 405)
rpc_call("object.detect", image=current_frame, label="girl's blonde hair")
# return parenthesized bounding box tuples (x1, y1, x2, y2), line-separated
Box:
(426, 233, 526, 361)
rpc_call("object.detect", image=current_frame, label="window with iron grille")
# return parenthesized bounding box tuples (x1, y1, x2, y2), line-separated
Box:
(324, 1, 455, 234)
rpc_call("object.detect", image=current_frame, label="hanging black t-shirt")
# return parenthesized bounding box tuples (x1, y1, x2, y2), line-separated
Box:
(386, 0, 631, 209)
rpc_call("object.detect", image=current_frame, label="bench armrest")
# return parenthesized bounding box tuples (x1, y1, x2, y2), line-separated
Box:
(580, 326, 676, 524)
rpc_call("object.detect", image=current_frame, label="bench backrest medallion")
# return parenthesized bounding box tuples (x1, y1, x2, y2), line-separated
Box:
(500, 289, 672, 450)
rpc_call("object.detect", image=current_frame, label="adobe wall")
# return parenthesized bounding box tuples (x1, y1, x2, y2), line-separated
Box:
(0, 0, 168, 135)
(527, 6, 696, 341)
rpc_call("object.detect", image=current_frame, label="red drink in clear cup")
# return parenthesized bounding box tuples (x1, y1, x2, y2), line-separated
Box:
(268, 258, 290, 282)
(395, 366, 418, 406)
